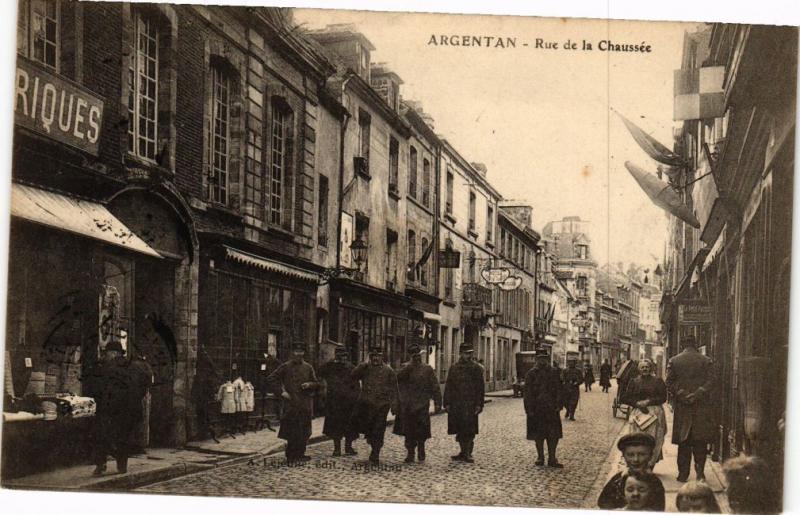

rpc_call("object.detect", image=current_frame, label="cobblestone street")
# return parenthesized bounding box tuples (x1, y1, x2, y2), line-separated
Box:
(139, 387, 624, 508)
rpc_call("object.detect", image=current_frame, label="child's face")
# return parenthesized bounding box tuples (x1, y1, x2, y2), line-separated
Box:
(679, 496, 712, 513)
(623, 445, 653, 472)
(624, 477, 651, 511)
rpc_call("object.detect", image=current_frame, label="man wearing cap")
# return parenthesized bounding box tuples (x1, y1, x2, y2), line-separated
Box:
(561, 358, 583, 421)
(350, 345, 399, 464)
(443, 342, 485, 463)
(89, 340, 144, 476)
(319, 347, 360, 457)
(266, 343, 321, 463)
(666, 334, 716, 482)
(524, 348, 564, 468)
(393, 343, 442, 463)
(598, 432, 666, 510)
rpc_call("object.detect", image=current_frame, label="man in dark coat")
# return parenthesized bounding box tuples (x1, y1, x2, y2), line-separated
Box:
(89, 341, 144, 476)
(599, 359, 613, 393)
(583, 361, 595, 391)
(665, 334, 716, 482)
(393, 343, 442, 462)
(443, 342, 484, 463)
(266, 343, 321, 463)
(524, 348, 564, 468)
(561, 359, 583, 420)
(319, 346, 360, 456)
(351, 345, 398, 464)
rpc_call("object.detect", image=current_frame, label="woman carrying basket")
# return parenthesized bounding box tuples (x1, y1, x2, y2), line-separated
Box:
(620, 359, 667, 470)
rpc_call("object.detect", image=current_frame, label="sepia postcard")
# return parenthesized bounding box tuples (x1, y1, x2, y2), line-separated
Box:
(1, 1, 798, 514)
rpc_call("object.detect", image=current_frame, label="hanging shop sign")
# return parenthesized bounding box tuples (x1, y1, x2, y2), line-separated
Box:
(497, 275, 522, 291)
(15, 57, 105, 156)
(678, 303, 711, 325)
(481, 267, 510, 285)
(438, 249, 461, 268)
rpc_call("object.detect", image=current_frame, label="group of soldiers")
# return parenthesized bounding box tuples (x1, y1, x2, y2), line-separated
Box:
(266, 341, 485, 465)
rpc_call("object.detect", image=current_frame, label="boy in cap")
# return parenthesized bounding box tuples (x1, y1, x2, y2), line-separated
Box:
(350, 344, 399, 464)
(443, 342, 485, 463)
(319, 346, 360, 456)
(266, 342, 320, 463)
(393, 343, 442, 462)
(524, 347, 564, 467)
(598, 432, 666, 510)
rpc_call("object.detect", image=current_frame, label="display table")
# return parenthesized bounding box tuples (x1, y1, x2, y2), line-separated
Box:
(1, 414, 95, 479)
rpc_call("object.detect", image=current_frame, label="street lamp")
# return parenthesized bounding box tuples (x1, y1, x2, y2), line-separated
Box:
(319, 235, 369, 285)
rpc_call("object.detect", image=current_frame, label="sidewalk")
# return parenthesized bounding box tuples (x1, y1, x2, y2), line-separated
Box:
(593, 405, 730, 512)
(3, 401, 462, 492)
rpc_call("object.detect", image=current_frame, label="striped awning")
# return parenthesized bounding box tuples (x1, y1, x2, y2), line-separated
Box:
(11, 183, 161, 258)
(223, 246, 318, 282)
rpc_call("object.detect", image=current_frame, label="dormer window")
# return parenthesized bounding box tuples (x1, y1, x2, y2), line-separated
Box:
(577, 244, 587, 259)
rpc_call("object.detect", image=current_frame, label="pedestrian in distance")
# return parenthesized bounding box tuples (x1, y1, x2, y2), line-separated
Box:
(583, 361, 595, 392)
(87, 340, 145, 476)
(665, 334, 715, 482)
(443, 342, 484, 463)
(319, 346, 360, 457)
(675, 481, 721, 513)
(598, 432, 666, 511)
(621, 358, 668, 470)
(350, 345, 399, 465)
(561, 359, 583, 420)
(393, 343, 442, 463)
(266, 342, 321, 464)
(524, 347, 564, 468)
(600, 359, 613, 393)
(620, 470, 665, 512)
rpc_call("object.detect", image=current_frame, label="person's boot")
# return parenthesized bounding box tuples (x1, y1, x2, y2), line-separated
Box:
(116, 456, 128, 474)
(92, 463, 107, 477)
(451, 440, 466, 461)
(369, 445, 381, 465)
(417, 441, 426, 462)
(333, 438, 342, 457)
(535, 440, 545, 466)
(404, 442, 416, 463)
(463, 440, 475, 463)
(547, 439, 563, 468)
(345, 438, 357, 456)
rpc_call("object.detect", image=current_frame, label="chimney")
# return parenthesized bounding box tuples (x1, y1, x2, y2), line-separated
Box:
(471, 162, 487, 177)
(370, 63, 403, 112)
(306, 24, 376, 82)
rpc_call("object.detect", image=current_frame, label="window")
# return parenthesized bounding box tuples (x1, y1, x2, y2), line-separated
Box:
(407, 230, 416, 282)
(486, 205, 494, 243)
(20, 0, 59, 70)
(355, 216, 370, 277)
(422, 158, 431, 207)
(358, 110, 370, 160)
(386, 230, 398, 290)
(318, 175, 329, 247)
(577, 244, 587, 259)
(207, 65, 231, 204)
(468, 191, 476, 232)
(128, 13, 159, 161)
(270, 101, 291, 226)
(388, 136, 399, 194)
(577, 276, 588, 296)
(500, 229, 506, 257)
(408, 146, 418, 199)
(420, 237, 429, 286)
(445, 268, 453, 300)
(445, 169, 454, 214)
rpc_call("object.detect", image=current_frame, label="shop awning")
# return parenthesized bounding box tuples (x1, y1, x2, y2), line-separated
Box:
(11, 183, 161, 258)
(223, 246, 318, 282)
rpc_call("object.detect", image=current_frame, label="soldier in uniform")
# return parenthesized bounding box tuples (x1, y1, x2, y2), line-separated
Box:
(266, 343, 321, 463)
(351, 345, 399, 464)
(393, 343, 442, 463)
(443, 342, 485, 463)
(88, 341, 145, 476)
(561, 358, 583, 420)
(665, 334, 716, 482)
(524, 348, 564, 468)
(319, 346, 360, 456)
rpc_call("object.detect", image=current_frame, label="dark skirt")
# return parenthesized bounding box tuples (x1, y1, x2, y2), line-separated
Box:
(447, 403, 479, 436)
(323, 396, 358, 439)
(393, 405, 432, 441)
(351, 401, 391, 445)
(526, 410, 563, 440)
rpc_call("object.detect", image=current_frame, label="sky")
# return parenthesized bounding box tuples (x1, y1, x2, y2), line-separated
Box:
(295, 8, 704, 270)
